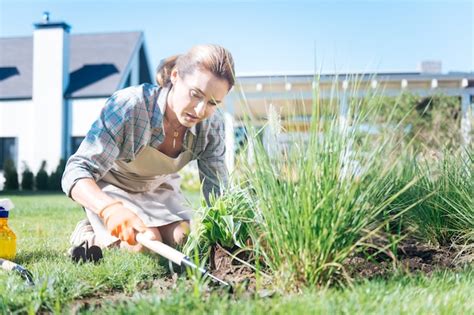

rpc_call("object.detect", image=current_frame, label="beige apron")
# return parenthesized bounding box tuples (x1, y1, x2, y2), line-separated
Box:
(85, 133, 195, 247)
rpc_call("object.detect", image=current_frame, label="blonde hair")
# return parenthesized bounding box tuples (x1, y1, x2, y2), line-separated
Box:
(156, 44, 235, 90)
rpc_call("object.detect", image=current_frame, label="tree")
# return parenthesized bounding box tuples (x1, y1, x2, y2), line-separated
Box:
(20, 162, 34, 191)
(48, 159, 66, 191)
(36, 161, 49, 191)
(3, 159, 19, 191)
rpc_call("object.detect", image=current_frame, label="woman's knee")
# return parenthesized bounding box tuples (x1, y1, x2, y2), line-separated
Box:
(159, 220, 190, 247)
(173, 221, 190, 245)
(144, 227, 163, 242)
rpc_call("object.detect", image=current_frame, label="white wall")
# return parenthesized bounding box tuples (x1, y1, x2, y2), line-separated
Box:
(0, 97, 107, 189)
(32, 27, 70, 174)
(0, 99, 35, 188)
(0, 99, 35, 168)
(71, 98, 107, 136)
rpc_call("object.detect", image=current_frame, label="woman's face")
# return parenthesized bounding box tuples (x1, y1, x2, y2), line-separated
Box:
(168, 68, 230, 128)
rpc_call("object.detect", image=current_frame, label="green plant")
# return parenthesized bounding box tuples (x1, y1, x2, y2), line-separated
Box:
(35, 160, 49, 191)
(238, 81, 421, 290)
(184, 184, 258, 256)
(48, 159, 66, 191)
(1, 193, 473, 313)
(351, 92, 462, 151)
(3, 159, 19, 191)
(20, 162, 35, 191)
(179, 166, 201, 192)
(393, 150, 473, 246)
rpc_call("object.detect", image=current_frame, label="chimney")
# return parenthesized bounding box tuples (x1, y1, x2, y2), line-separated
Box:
(32, 12, 71, 173)
(418, 60, 442, 74)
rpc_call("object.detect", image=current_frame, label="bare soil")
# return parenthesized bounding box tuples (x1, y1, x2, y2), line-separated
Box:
(207, 238, 473, 289)
(346, 238, 473, 280)
(209, 244, 260, 294)
(70, 239, 472, 311)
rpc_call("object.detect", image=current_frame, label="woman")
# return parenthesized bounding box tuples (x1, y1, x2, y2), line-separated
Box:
(62, 44, 234, 255)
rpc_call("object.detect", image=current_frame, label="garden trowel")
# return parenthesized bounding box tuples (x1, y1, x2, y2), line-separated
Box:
(136, 233, 231, 290)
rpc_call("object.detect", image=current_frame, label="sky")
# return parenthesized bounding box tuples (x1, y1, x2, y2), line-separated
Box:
(0, 0, 472, 75)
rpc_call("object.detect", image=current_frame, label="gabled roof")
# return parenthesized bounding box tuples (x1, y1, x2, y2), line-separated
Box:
(0, 31, 153, 100)
(0, 37, 32, 99)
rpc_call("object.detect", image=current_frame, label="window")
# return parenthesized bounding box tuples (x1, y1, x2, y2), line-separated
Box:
(71, 136, 85, 155)
(0, 138, 17, 170)
(124, 73, 131, 88)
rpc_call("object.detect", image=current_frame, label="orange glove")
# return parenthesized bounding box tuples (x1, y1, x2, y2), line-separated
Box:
(99, 201, 147, 246)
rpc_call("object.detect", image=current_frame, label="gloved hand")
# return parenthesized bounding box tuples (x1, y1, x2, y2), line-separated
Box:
(99, 202, 147, 246)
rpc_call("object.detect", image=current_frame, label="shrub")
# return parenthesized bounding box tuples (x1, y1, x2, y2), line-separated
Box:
(35, 161, 49, 191)
(20, 162, 34, 191)
(48, 159, 66, 191)
(351, 93, 462, 151)
(2, 159, 19, 191)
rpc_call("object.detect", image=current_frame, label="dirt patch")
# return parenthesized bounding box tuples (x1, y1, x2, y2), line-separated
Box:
(70, 239, 472, 310)
(346, 238, 473, 280)
(69, 276, 178, 312)
(70, 291, 130, 314)
(209, 244, 258, 293)
(207, 239, 472, 289)
(70, 245, 260, 311)
(206, 244, 274, 297)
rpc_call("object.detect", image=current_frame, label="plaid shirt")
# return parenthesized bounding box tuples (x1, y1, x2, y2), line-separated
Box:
(61, 83, 228, 204)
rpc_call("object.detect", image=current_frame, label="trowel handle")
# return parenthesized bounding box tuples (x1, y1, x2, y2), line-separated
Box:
(136, 233, 186, 265)
(136, 233, 231, 288)
(0, 258, 18, 272)
(0, 258, 34, 285)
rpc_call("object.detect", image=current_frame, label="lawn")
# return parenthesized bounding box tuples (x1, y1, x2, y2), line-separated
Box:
(0, 193, 472, 314)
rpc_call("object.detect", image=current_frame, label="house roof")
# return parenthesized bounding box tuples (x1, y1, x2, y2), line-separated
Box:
(236, 71, 474, 84)
(0, 31, 151, 100)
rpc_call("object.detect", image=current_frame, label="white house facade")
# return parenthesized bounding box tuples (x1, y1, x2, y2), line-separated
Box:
(0, 15, 154, 188)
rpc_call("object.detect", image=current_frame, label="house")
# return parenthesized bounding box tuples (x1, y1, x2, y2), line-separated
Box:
(0, 14, 153, 187)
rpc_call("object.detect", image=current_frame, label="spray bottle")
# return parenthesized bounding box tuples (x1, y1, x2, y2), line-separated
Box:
(0, 199, 16, 260)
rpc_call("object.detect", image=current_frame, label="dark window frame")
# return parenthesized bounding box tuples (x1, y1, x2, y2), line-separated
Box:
(71, 136, 85, 155)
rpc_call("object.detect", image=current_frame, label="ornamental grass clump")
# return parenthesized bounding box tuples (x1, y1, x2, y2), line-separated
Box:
(239, 78, 420, 289)
(391, 149, 473, 247)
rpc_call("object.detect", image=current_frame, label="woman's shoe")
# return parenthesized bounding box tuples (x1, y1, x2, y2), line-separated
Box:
(70, 240, 103, 263)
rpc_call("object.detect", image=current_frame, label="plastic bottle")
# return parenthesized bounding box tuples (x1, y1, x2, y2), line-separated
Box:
(0, 199, 16, 260)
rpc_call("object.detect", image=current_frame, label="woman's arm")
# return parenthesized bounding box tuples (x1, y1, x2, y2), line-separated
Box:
(70, 178, 116, 215)
(62, 85, 154, 243)
(62, 86, 152, 198)
(62, 92, 131, 198)
(197, 111, 229, 205)
(71, 178, 146, 245)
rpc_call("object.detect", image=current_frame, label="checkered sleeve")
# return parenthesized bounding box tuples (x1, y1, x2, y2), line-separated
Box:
(61, 88, 146, 198)
(197, 111, 229, 205)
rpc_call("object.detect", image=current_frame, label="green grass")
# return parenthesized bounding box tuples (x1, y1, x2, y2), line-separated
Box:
(386, 150, 474, 246)
(1, 193, 472, 314)
(83, 268, 474, 314)
(0, 194, 167, 313)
